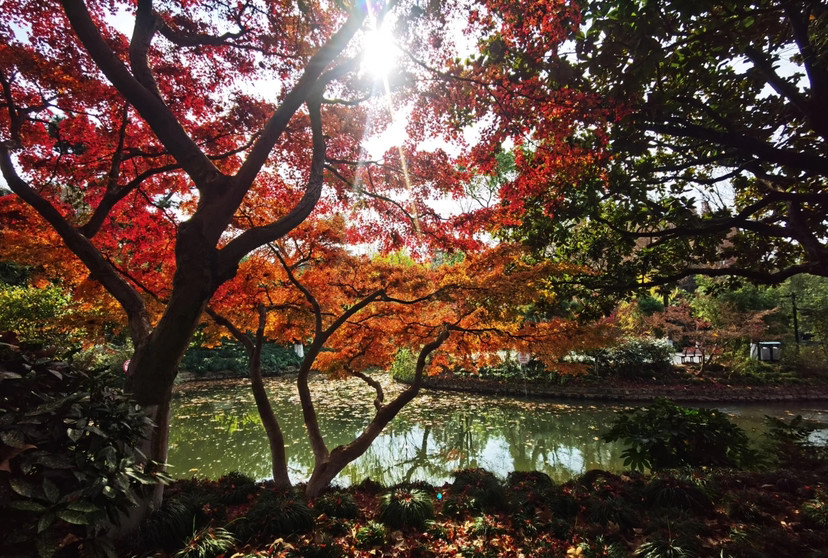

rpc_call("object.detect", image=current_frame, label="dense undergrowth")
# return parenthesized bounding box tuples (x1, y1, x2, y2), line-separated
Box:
(123, 466, 828, 558)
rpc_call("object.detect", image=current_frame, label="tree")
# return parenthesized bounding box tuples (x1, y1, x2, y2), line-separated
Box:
(503, 0, 827, 294)
(0, 0, 455, 490)
(207, 227, 612, 497)
(640, 295, 773, 375)
(0, 0, 613, 509)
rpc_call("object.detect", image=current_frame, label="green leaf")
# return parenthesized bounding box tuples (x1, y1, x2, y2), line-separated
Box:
(38, 510, 56, 533)
(67, 501, 100, 513)
(57, 509, 90, 525)
(66, 428, 83, 442)
(9, 499, 47, 512)
(42, 478, 60, 504)
(10, 477, 38, 498)
(33, 453, 73, 469)
(0, 429, 26, 448)
(85, 424, 107, 438)
(27, 395, 79, 417)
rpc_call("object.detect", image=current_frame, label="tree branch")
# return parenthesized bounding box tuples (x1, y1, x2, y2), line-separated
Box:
(234, 8, 366, 188)
(61, 0, 222, 187)
(218, 94, 326, 271)
(0, 143, 152, 343)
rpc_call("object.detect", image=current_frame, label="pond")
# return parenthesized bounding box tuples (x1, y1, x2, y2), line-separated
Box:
(168, 374, 828, 486)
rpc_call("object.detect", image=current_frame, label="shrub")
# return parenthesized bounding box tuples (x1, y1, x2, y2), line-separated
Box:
(0, 343, 160, 558)
(801, 491, 828, 529)
(577, 536, 628, 558)
(354, 521, 386, 548)
(181, 340, 300, 376)
(174, 526, 237, 558)
(216, 471, 258, 505)
(602, 399, 753, 471)
(443, 468, 506, 515)
(313, 490, 359, 519)
(288, 534, 342, 558)
(468, 514, 506, 538)
(643, 478, 713, 515)
(230, 489, 313, 542)
(586, 338, 675, 378)
(389, 348, 416, 382)
(136, 496, 205, 553)
(506, 471, 556, 514)
(634, 535, 697, 558)
(378, 488, 434, 530)
(761, 415, 827, 470)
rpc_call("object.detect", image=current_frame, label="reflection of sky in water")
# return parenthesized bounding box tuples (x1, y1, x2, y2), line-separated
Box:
(168, 375, 828, 486)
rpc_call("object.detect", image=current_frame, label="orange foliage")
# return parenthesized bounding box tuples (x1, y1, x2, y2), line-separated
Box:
(209, 220, 612, 379)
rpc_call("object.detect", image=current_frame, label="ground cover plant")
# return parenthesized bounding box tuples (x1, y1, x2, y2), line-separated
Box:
(120, 464, 828, 557)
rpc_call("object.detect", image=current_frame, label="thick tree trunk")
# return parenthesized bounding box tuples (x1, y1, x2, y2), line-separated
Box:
(111, 397, 171, 537)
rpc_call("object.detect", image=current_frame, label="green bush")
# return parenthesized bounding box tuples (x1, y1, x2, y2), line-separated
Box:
(801, 491, 828, 529)
(174, 526, 237, 558)
(0, 284, 70, 343)
(602, 399, 753, 472)
(230, 489, 313, 543)
(0, 343, 160, 558)
(634, 535, 698, 558)
(389, 348, 416, 382)
(586, 338, 675, 378)
(443, 469, 506, 515)
(761, 415, 827, 470)
(378, 488, 434, 530)
(505, 471, 557, 515)
(354, 521, 386, 548)
(216, 471, 259, 505)
(137, 496, 204, 554)
(314, 490, 359, 519)
(643, 477, 713, 515)
(181, 340, 300, 376)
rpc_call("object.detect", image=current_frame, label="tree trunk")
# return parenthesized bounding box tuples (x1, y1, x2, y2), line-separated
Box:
(111, 396, 171, 537)
(207, 305, 292, 489)
(248, 312, 291, 489)
(303, 329, 450, 499)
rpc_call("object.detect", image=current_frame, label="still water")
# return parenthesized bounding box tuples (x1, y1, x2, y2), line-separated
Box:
(168, 374, 828, 486)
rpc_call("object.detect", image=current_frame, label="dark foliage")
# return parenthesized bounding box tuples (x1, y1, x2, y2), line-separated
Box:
(378, 487, 434, 530)
(181, 340, 301, 376)
(229, 488, 313, 543)
(0, 342, 158, 558)
(603, 399, 753, 471)
(442, 468, 506, 515)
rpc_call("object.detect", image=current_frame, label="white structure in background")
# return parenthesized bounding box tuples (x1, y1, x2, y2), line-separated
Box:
(750, 341, 782, 362)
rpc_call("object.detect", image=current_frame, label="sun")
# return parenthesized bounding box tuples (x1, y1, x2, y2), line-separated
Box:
(361, 23, 398, 79)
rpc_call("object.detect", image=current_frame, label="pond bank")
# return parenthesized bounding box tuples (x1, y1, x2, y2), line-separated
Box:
(175, 369, 828, 402)
(413, 375, 828, 402)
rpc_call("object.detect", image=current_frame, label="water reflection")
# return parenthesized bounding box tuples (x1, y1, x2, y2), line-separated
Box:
(168, 375, 828, 486)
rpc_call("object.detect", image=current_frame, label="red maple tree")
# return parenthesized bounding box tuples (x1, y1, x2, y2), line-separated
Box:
(0, 0, 612, 506)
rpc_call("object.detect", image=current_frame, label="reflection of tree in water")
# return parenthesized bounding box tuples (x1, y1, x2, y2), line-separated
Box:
(168, 377, 631, 485)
